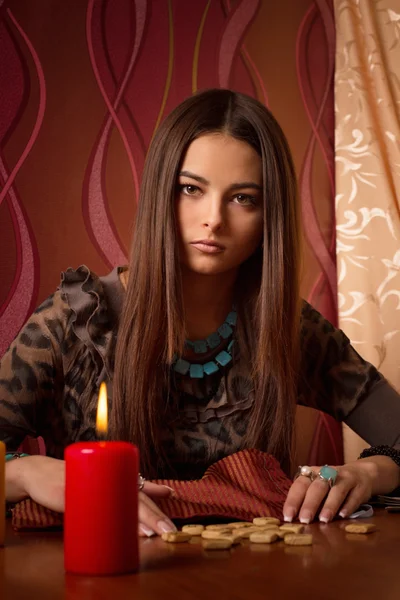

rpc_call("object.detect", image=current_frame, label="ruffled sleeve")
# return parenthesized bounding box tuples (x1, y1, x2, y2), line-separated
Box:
(0, 289, 68, 451)
(59, 265, 121, 382)
(0, 265, 123, 457)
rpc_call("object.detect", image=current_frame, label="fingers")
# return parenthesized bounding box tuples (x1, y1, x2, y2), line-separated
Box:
(138, 483, 174, 535)
(284, 466, 370, 524)
(142, 481, 174, 498)
(318, 476, 354, 522)
(283, 475, 312, 522)
(284, 476, 335, 524)
(138, 491, 176, 537)
(336, 484, 368, 519)
(300, 478, 351, 524)
(284, 466, 347, 524)
(310, 468, 369, 522)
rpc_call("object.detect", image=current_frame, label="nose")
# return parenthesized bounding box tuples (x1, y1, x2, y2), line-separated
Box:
(202, 195, 225, 232)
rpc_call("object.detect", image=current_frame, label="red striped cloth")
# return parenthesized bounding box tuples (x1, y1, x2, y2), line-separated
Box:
(12, 449, 291, 530)
(154, 449, 291, 521)
(12, 498, 63, 530)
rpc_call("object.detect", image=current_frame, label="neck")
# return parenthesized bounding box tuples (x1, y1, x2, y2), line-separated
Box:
(181, 267, 237, 340)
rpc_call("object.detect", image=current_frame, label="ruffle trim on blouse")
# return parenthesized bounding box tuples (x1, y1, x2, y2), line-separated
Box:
(176, 371, 255, 424)
(59, 265, 121, 383)
(183, 395, 254, 424)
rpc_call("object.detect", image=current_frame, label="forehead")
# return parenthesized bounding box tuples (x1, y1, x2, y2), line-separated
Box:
(180, 133, 262, 182)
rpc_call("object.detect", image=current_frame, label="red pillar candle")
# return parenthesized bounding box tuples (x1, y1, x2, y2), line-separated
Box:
(64, 383, 139, 575)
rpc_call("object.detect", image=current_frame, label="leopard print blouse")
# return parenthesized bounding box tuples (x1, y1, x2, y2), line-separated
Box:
(1, 265, 399, 478)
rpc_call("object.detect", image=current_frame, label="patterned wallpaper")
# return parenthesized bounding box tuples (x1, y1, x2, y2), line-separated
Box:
(0, 0, 340, 463)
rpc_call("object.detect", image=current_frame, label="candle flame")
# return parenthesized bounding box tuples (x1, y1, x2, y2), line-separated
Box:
(96, 382, 108, 436)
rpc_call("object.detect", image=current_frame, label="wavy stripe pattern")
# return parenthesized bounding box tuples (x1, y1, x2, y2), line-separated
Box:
(0, 11, 46, 208)
(192, 0, 211, 93)
(224, 0, 268, 105)
(296, 2, 337, 321)
(0, 9, 42, 355)
(83, 0, 149, 267)
(151, 0, 174, 137)
(0, 159, 36, 356)
(218, 0, 260, 88)
(296, 1, 342, 465)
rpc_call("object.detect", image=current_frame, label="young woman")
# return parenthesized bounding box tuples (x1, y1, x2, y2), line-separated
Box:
(1, 89, 400, 538)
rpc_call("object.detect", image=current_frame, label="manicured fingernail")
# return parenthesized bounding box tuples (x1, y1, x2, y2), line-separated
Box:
(283, 508, 295, 523)
(319, 510, 333, 524)
(299, 510, 312, 524)
(283, 515, 293, 523)
(157, 519, 177, 534)
(163, 486, 175, 495)
(139, 524, 155, 537)
(339, 510, 347, 519)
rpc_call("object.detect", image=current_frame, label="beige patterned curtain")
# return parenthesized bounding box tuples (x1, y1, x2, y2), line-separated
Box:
(335, 0, 400, 460)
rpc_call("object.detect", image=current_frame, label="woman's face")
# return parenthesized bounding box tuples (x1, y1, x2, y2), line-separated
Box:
(176, 133, 264, 277)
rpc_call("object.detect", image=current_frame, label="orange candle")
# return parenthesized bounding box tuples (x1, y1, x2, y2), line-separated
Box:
(0, 440, 5, 546)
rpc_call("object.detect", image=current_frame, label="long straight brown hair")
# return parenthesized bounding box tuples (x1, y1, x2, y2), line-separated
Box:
(111, 89, 301, 477)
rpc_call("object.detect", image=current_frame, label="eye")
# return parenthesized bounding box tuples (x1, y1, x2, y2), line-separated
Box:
(179, 184, 201, 196)
(232, 194, 257, 206)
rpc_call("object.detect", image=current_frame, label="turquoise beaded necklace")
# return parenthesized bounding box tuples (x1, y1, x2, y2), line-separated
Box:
(173, 309, 237, 379)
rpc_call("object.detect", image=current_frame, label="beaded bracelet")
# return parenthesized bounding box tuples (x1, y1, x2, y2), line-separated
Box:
(358, 445, 400, 468)
(5, 452, 30, 461)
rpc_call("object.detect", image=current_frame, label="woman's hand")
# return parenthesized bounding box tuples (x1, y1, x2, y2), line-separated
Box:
(138, 481, 176, 537)
(7, 455, 176, 536)
(6, 455, 66, 512)
(283, 461, 376, 524)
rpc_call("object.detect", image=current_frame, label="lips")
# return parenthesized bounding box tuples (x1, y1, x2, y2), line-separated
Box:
(191, 239, 225, 249)
(190, 239, 225, 253)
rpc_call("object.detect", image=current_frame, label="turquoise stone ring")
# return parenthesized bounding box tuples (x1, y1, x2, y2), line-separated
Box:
(318, 465, 338, 487)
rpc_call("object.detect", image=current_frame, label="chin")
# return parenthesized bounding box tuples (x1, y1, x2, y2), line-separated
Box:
(183, 259, 237, 277)
(189, 266, 226, 276)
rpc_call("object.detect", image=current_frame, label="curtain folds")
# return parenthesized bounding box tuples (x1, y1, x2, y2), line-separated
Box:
(334, 0, 400, 460)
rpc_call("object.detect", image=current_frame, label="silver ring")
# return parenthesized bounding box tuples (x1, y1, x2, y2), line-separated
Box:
(138, 473, 146, 491)
(295, 465, 316, 482)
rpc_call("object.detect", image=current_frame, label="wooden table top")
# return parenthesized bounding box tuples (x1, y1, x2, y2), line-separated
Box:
(1, 509, 399, 600)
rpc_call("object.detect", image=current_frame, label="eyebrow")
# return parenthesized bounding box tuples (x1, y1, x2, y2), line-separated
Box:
(179, 170, 262, 192)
